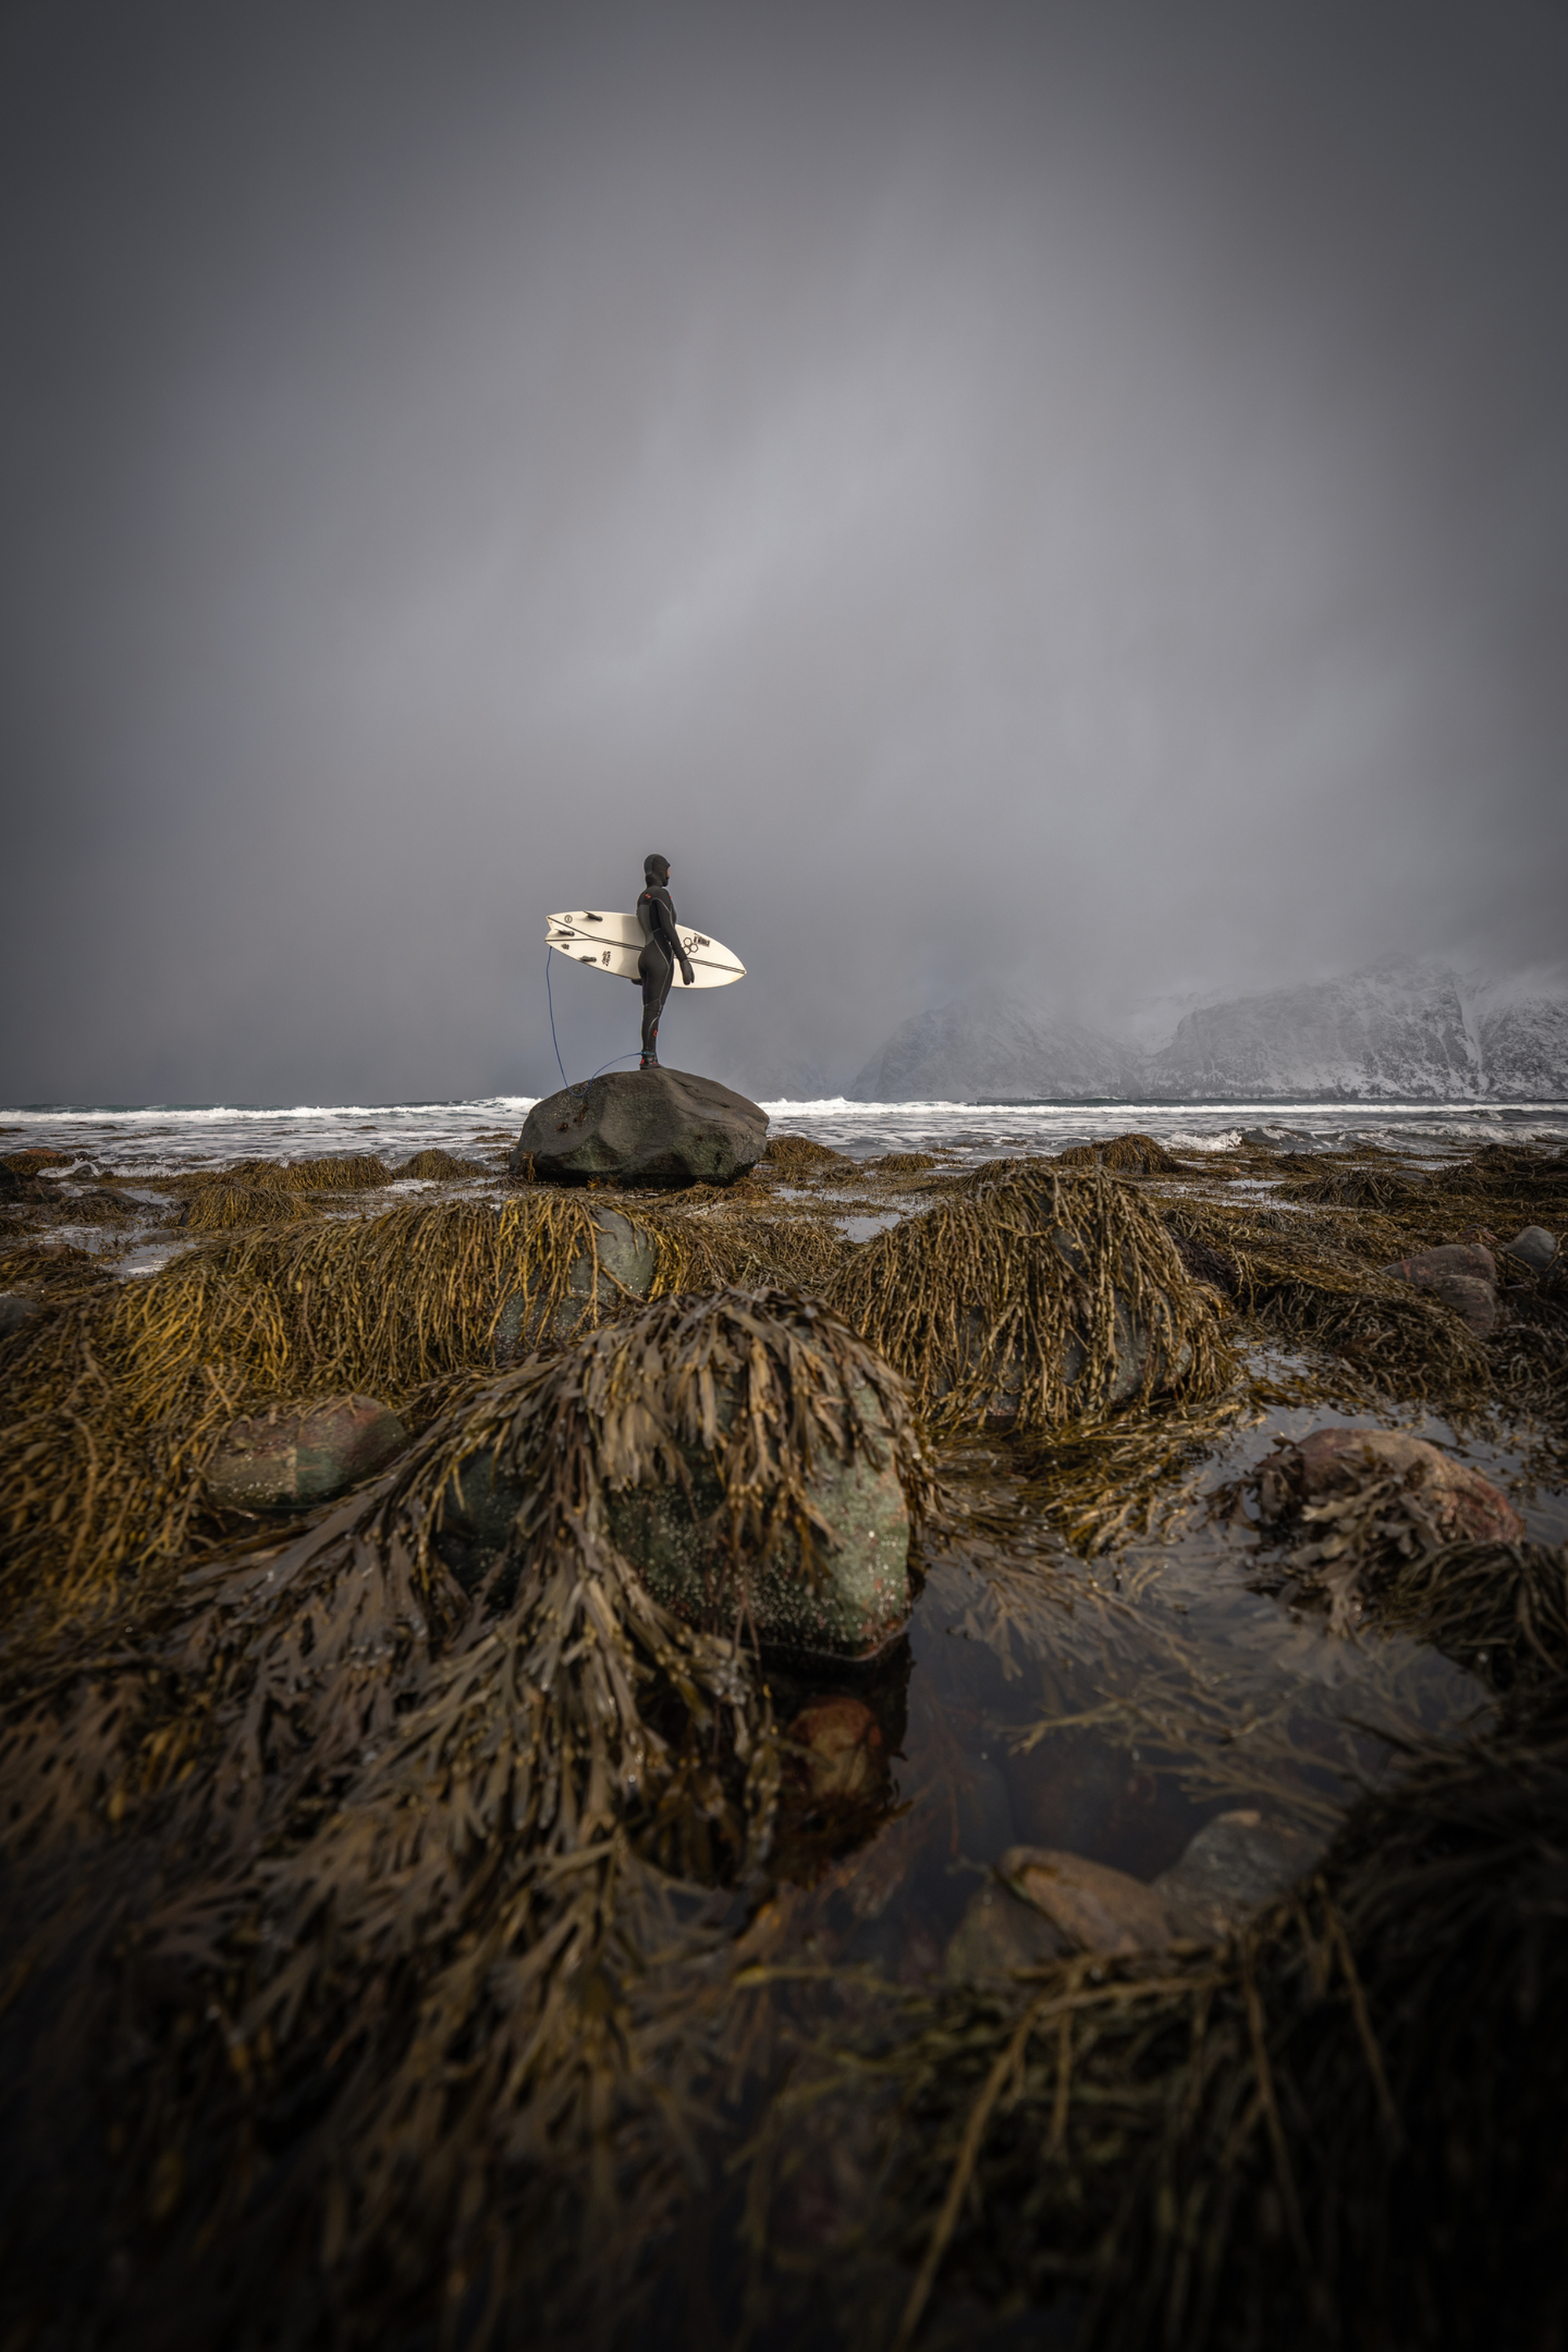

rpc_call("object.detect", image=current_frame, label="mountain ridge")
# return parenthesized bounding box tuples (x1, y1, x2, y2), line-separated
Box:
(844, 960, 1568, 1102)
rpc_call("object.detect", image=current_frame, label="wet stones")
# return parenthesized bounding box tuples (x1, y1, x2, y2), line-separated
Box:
(1379, 1241, 1498, 1337)
(510, 1068, 768, 1186)
(999, 1846, 1180, 1956)
(1257, 1427, 1524, 1548)
(945, 1812, 1317, 1978)
(785, 1696, 887, 1803)
(204, 1396, 409, 1512)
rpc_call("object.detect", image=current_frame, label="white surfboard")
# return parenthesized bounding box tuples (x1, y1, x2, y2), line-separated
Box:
(546, 909, 746, 989)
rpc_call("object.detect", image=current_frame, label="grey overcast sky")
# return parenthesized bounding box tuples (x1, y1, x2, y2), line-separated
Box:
(2, 0, 1565, 1104)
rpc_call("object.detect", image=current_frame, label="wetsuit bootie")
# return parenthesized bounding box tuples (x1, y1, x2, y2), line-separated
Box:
(639, 1052, 660, 1071)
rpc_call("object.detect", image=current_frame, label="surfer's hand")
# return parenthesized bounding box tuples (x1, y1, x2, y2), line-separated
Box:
(680, 961, 695, 987)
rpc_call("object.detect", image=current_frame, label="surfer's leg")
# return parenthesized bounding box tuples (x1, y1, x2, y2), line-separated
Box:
(639, 943, 673, 1063)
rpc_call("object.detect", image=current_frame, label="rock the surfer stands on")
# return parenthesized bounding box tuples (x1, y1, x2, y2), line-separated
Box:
(511, 1068, 768, 1185)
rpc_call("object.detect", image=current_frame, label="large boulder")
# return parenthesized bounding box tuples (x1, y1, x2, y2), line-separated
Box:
(204, 1396, 409, 1511)
(510, 1068, 767, 1186)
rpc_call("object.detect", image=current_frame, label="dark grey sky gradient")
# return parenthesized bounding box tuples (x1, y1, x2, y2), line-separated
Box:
(3, 0, 1565, 1102)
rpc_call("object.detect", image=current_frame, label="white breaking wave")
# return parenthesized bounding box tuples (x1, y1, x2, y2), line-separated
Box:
(3, 1091, 1565, 1175)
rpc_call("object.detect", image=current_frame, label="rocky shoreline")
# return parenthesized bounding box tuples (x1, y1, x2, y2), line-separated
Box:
(1, 1081, 1564, 2350)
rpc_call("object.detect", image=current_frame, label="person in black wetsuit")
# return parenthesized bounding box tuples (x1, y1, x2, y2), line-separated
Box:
(634, 853, 694, 1069)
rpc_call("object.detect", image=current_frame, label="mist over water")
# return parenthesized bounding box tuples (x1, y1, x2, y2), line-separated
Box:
(2, 0, 1566, 1108)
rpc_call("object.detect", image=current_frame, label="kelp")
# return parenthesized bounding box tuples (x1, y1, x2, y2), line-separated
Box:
(1156, 1196, 1491, 1405)
(0, 1290, 937, 2351)
(1278, 1165, 1431, 1212)
(0, 1196, 840, 1658)
(393, 1146, 487, 1179)
(829, 1171, 1234, 1436)
(1054, 1131, 1186, 1176)
(178, 1182, 328, 1232)
(763, 1134, 853, 1171)
(775, 1675, 1568, 2352)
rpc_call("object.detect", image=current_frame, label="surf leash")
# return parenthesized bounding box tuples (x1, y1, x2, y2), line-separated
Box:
(544, 943, 643, 1097)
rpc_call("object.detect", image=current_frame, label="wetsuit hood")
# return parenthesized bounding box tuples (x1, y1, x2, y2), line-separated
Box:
(644, 853, 670, 887)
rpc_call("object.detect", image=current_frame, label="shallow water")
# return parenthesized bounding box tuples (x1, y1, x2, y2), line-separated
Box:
(770, 1375, 1519, 1987)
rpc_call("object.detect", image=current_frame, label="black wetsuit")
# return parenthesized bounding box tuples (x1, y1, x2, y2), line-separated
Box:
(635, 862, 693, 1062)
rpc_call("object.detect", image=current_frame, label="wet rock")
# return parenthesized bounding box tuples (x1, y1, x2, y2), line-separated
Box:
(0, 1292, 38, 1338)
(439, 1297, 918, 1661)
(1504, 1225, 1559, 1277)
(1152, 1809, 1317, 1940)
(1379, 1242, 1498, 1337)
(204, 1396, 409, 1512)
(1000, 1845, 1181, 1955)
(786, 1697, 887, 1803)
(491, 1207, 658, 1360)
(945, 1875, 1070, 1980)
(604, 1372, 911, 1659)
(510, 1068, 767, 1186)
(1257, 1428, 1524, 1548)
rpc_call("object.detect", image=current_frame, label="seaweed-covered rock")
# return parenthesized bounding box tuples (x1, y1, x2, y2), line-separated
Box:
(0, 1292, 37, 1338)
(1379, 1242, 1498, 1337)
(492, 1206, 658, 1359)
(435, 1289, 926, 1661)
(829, 1171, 1231, 1434)
(511, 1068, 767, 1186)
(1258, 1428, 1523, 1548)
(204, 1396, 409, 1511)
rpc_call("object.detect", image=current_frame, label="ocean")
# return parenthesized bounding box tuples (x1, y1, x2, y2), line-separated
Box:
(4, 1091, 1566, 1174)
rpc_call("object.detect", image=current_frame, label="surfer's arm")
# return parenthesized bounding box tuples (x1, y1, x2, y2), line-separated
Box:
(651, 895, 695, 984)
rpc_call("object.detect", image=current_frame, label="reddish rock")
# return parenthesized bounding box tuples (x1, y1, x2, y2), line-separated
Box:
(1380, 1243, 1498, 1337)
(786, 1697, 886, 1803)
(204, 1396, 408, 1511)
(1257, 1428, 1524, 1548)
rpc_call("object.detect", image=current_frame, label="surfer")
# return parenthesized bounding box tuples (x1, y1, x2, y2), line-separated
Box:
(634, 853, 694, 1069)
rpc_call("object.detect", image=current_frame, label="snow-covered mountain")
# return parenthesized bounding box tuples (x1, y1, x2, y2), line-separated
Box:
(848, 989, 1142, 1102)
(847, 962, 1568, 1102)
